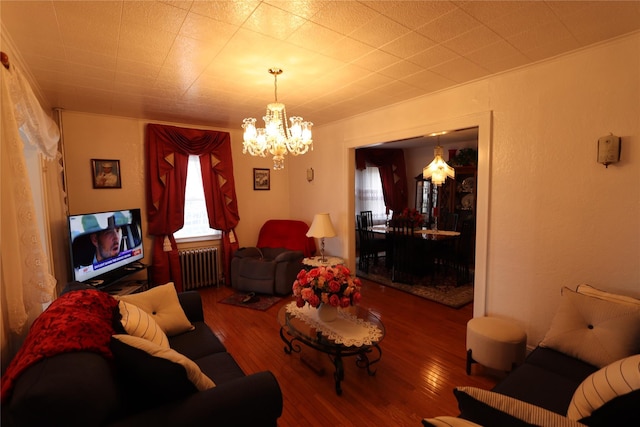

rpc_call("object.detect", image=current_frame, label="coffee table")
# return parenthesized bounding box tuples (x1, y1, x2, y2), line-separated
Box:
(277, 302, 385, 395)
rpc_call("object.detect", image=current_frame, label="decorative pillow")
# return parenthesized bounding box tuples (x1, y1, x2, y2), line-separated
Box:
(454, 387, 586, 427)
(118, 300, 169, 348)
(578, 389, 640, 426)
(567, 354, 640, 420)
(422, 416, 483, 426)
(539, 287, 640, 367)
(575, 284, 640, 307)
(118, 282, 194, 336)
(111, 334, 214, 391)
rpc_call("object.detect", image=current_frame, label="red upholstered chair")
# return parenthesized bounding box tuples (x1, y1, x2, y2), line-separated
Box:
(231, 220, 316, 295)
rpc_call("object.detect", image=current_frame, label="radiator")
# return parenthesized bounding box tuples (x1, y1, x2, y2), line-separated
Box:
(178, 247, 219, 290)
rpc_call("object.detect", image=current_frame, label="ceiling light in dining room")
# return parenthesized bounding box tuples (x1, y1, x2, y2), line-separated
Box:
(242, 68, 313, 170)
(423, 142, 455, 186)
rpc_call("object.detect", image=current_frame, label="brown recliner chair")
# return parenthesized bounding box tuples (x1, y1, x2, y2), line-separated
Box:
(231, 220, 316, 295)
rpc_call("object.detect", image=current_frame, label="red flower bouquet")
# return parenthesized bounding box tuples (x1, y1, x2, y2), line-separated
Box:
(292, 265, 362, 309)
(398, 207, 423, 227)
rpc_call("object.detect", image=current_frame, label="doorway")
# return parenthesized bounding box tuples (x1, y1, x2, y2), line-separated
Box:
(346, 111, 492, 317)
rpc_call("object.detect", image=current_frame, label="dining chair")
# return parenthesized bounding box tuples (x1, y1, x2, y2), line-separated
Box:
(443, 213, 459, 231)
(452, 220, 475, 285)
(390, 218, 422, 284)
(357, 214, 386, 273)
(360, 210, 374, 229)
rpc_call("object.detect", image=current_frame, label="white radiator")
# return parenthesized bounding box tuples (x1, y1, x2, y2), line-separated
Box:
(178, 247, 219, 290)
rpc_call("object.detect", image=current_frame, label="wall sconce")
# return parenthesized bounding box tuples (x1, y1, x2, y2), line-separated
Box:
(306, 168, 314, 182)
(597, 134, 621, 168)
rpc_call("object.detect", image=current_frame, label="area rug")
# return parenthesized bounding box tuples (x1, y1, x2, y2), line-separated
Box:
(357, 263, 474, 309)
(219, 293, 282, 311)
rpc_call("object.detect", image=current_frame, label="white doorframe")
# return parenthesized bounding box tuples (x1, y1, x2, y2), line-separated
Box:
(344, 111, 492, 316)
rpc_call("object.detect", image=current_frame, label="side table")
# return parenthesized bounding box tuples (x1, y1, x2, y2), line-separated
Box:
(302, 256, 345, 268)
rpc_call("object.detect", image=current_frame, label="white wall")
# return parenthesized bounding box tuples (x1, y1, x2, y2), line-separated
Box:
(59, 111, 293, 285)
(288, 33, 640, 346)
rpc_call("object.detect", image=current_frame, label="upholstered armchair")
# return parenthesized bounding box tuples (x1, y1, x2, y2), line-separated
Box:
(231, 220, 316, 296)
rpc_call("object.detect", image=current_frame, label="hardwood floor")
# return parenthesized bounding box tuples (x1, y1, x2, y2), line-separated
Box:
(198, 279, 500, 426)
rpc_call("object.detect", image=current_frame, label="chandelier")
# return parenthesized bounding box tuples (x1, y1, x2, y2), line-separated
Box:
(242, 68, 313, 170)
(422, 140, 455, 186)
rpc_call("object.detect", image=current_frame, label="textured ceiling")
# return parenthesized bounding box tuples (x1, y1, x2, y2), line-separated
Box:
(2, 1, 639, 131)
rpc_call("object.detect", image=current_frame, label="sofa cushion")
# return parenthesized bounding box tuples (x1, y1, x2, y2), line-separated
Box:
(454, 387, 586, 427)
(168, 321, 227, 360)
(118, 300, 169, 347)
(539, 287, 640, 367)
(1, 289, 119, 404)
(111, 334, 215, 392)
(118, 282, 194, 336)
(195, 351, 247, 385)
(567, 354, 640, 420)
(7, 352, 120, 427)
(256, 219, 316, 256)
(578, 389, 640, 427)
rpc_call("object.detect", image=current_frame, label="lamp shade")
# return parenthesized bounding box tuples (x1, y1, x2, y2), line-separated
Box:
(306, 213, 336, 238)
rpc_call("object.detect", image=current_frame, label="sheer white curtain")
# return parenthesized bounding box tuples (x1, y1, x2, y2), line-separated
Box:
(355, 166, 387, 224)
(1, 62, 59, 372)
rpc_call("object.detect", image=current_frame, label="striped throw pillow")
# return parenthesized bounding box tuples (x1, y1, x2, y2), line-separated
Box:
(118, 300, 169, 348)
(567, 354, 640, 420)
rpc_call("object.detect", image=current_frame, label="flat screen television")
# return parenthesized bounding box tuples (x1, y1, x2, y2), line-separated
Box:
(68, 208, 144, 286)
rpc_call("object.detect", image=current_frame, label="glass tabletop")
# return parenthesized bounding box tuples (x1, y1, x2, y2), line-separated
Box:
(277, 302, 385, 354)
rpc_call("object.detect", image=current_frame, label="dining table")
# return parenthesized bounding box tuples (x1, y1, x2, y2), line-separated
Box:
(369, 224, 460, 272)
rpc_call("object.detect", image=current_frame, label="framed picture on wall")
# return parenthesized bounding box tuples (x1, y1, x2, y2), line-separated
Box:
(253, 168, 270, 191)
(92, 159, 121, 189)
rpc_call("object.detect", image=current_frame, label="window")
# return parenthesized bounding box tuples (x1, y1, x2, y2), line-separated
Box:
(355, 166, 387, 225)
(173, 155, 221, 241)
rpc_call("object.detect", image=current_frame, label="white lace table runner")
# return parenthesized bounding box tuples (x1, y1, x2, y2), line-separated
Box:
(285, 302, 383, 347)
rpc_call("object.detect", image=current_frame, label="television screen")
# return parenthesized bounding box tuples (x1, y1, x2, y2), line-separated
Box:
(68, 208, 144, 285)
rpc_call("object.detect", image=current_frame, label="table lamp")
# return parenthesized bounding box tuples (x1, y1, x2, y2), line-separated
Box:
(306, 213, 336, 263)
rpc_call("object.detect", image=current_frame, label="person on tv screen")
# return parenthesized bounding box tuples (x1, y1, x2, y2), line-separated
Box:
(90, 216, 122, 263)
(72, 212, 128, 266)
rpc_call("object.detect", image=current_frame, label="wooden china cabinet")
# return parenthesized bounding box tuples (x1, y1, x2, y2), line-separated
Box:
(415, 166, 477, 230)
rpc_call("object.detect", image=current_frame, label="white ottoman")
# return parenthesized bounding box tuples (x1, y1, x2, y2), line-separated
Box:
(466, 316, 526, 374)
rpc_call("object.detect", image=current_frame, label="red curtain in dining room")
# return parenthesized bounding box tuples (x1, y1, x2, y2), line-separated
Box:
(146, 123, 240, 292)
(355, 148, 408, 214)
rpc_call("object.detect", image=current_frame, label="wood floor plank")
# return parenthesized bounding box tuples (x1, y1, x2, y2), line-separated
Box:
(198, 278, 500, 426)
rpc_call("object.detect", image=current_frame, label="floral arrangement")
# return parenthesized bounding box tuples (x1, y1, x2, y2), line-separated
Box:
(397, 207, 423, 227)
(293, 264, 362, 309)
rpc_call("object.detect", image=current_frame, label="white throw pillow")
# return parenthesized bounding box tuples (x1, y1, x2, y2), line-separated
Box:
(539, 287, 640, 367)
(112, 334, 215, 391)
(118, 300, 169, 348)
(575, 284, 640, 307)
(455, 386, 586, 427)
(567, 354, 640, 420)
(118, 282, 194, 336)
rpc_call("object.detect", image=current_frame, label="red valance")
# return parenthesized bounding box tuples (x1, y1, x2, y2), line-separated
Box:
(146, 124, 239, 291)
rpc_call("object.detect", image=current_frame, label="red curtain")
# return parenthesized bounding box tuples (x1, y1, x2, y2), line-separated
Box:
(355, 148, 408, 214)
(146, 124, 239, 292)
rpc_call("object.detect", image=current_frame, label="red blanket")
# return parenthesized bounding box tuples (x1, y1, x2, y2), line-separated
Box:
(1, 289, 119, 403)
(257, 219, 316, 257)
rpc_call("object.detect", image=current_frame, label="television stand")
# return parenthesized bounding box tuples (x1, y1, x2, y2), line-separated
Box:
(93, 263, 149, 296)
(103, 280, 148, 296)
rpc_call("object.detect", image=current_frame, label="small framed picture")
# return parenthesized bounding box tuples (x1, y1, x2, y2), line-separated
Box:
(92, 159, 121, 189)
(253, 168, 270, 191)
